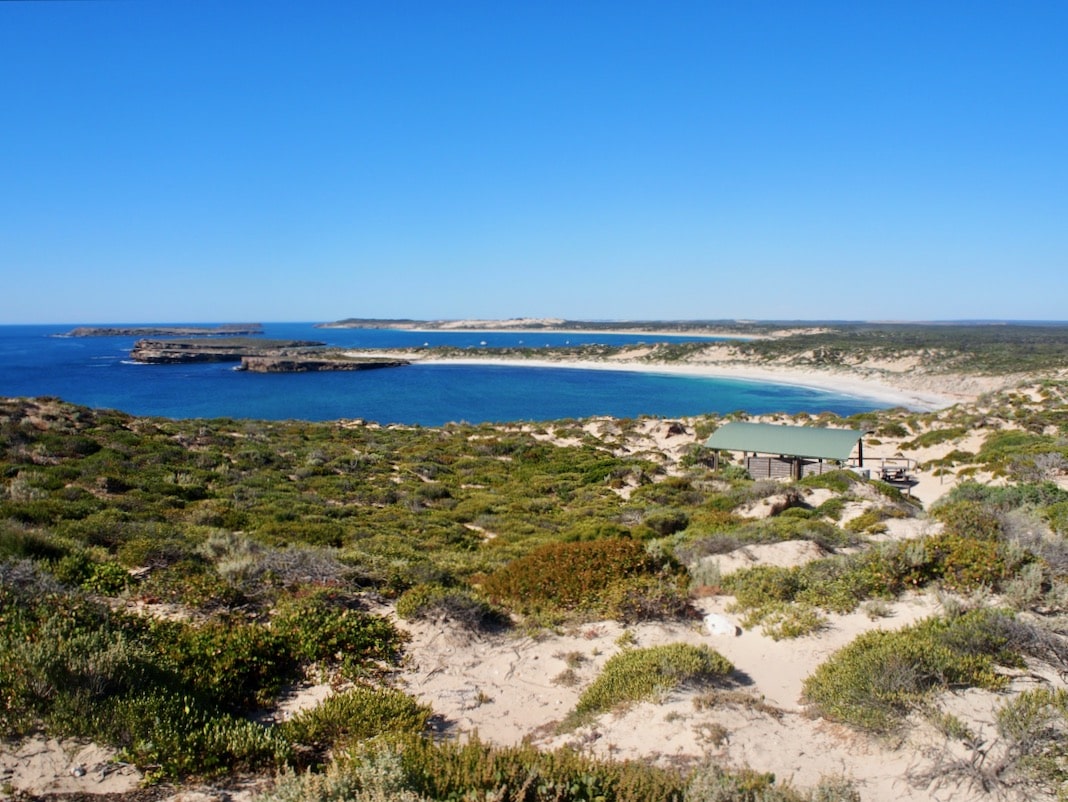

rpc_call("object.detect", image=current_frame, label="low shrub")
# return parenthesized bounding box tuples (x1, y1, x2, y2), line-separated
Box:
(685, 764, 861, 802)
(109, 690, 291, 778)
(744, 603, 827, 640)
(932, 500, 1004, 540)
(722, 565, 802, 610)
(640, 508, 691, 537)
(258, 751, 426, 802)
(398, 736, 688, 802)
(283, 686, 431, 752)
(479, 538, 681, 621)
(0, 589, 151, 737)
(802, 609, 1021, 733)
(916, 686, 1068, 798)
(844, 506, 907, 534)
(906, 427, 968, 449)
(677, 518, 852, 567)
(1045, 500, 1068, 534)
(724, 550, 904, 621)
(395, 583, 508, 631)
(797, 470, 857, 493)
(271, 589, 405, 680)
(147, 617, 291, 711)
(0, 583, 291, 778)
(925, 532, 1019, 592)
(991, 687, 1068, 794)
(599, 574, 692, 624)
(0, 524, 67, 561)
(565, 643, 733, 729)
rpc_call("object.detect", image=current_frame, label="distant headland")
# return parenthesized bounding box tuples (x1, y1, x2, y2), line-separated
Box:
(316, 317, 758, 335)
(63, 324, 265, 337)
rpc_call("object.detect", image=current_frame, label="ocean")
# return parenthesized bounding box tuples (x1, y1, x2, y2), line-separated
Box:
(0, 323, 886, 425)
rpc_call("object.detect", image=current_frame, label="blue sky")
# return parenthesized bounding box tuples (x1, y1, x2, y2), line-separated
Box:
(2, 1, 1065, 324)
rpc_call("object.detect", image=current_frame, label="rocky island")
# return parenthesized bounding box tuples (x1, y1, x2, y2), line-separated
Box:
(64, 324, 264, 337)
(129, 338, 409, 372)
(130, 338, 324, 364)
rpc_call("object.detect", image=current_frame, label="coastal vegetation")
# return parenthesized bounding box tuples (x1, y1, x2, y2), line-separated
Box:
(322, 319, 1068, 376)
(2, 377, 1067, 799)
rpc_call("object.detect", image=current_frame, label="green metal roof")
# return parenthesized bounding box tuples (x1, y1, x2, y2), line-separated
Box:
(704, 422, 863, 462)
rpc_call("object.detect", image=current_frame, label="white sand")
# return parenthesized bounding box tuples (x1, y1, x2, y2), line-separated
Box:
(350, 352, 959, 411)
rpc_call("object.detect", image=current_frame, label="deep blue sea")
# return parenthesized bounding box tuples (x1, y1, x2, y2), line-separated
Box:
(0, 324, 886, 425)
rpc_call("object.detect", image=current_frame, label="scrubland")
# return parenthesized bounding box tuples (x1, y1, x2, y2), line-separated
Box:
(2, 374, 1067, 801)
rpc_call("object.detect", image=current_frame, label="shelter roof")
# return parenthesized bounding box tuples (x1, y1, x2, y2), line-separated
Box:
(704, 422, 863, 462)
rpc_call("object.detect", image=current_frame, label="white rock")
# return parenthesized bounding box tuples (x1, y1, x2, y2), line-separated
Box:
(704, 613, 739, 637)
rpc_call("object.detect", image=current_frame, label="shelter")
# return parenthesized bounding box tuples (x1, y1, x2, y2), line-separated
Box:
(704, 422, 865, 480)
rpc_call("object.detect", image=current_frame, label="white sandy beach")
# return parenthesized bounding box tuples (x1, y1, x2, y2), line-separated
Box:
(342, 349, 971, 411)
(424, 356, 956, 410)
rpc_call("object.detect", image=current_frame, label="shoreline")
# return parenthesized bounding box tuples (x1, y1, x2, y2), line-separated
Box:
(344, 351, 957, 410)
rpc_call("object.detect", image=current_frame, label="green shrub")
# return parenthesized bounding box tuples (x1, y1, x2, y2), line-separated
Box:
(1043, 500, 1068, 535)
(876, 422, 909, 439)
(906, 427, 968, 449)
(395, 583, 508, 631)
(747, 603, 827, 640)
(0, 581, 290, 777)
(925, 532, 1017, 592)
(109, 690, 291, 778)
(566, 644, 733, 728)
(992, 687, 1068, 794)
(844, 506, 908, 534)
(858, 532, 1024, 596)
(258, 751, 426, 802)
(978, 430, 1063, 468)
(797, 470, 856, 493)
(398, 735, 688, 802)
(933, 500, 1004, 540)
(685, 764, 860, 802)
(271, 589, 405, 680)
(147, 617, 291, 711)
(715, 464, 751, 481)
(640, 508, 691, 537)
(685, 765, 779, 802)
(802, 609, 1020, 733)
(283, 686, 431, 751)
(722, 565, 801, 610)
(0, 524, 67, 561)
(0, 592, 151, 737)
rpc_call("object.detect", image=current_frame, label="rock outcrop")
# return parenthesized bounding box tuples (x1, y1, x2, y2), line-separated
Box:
(238, 356, 409, 372)
(129, 338, 323, 364)
(129, 338, 409, 372)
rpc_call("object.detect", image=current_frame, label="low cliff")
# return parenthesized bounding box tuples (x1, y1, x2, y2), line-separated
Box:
(238, 356, 409, 372)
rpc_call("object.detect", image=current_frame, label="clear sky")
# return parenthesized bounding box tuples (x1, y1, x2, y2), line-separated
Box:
(2, 1, 1065, 324)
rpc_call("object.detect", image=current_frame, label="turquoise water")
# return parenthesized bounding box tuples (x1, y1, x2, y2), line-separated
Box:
(0, 323, 885, 424)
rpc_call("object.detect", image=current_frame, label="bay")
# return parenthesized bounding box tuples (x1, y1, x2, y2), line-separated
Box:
(0, 323, 885, 424)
